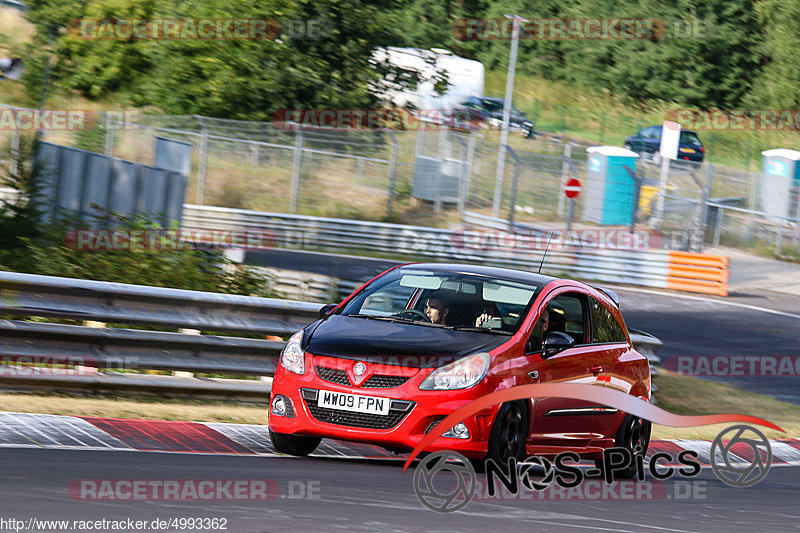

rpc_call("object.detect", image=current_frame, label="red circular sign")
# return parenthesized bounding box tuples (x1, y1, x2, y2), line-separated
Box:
(564, 178, 582, 199)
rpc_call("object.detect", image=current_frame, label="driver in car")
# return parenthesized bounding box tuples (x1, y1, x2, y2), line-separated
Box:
(424, 292, 451, 325)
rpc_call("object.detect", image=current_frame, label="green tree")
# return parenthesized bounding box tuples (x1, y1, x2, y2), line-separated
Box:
(747, 0, 800, 108)
(22, 0, 410, 117)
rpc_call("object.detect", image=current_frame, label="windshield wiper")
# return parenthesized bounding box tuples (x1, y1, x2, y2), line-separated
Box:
(345, 314, 382, 319)
(346, 314, 424, 324)
(450, 326, 512, 335)
(345, 314, 450, 328)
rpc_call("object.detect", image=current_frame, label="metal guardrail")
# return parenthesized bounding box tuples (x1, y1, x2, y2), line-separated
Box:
(0, 271, 664, 397)
(0, 270, 321, 335)
(183, 204, 730, 295)
(0, 271, 323, 394)
(0, 319, 283, 374)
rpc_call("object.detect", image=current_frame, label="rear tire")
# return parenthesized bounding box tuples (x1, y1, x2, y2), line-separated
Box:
(269, 429, 321, 456)
(596, 413, 651, 479)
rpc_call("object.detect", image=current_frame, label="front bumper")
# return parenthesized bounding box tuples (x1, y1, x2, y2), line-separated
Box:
(268, 357, 496, 458)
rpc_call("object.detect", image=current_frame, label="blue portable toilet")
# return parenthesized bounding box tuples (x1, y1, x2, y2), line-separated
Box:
(760, 149, 800, 222)
(582, 146, 639, 226)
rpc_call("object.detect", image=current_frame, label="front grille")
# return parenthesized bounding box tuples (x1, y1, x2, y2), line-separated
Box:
(316, 366, 350, 386)
(362, 375, 411, 388)
(301, 388, 414, 430)
(315, 365, 411, 389)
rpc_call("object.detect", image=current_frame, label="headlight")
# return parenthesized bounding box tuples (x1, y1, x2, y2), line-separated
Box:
(280, 330, 305, 375)
(419, 353, 489, 390)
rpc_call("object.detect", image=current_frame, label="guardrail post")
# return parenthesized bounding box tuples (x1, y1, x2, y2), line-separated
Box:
(794, 195, 800, 248)
(196, 116, 209, 205)
(746, 170, 758, 241)
(386, 132, 398, 217)
(81, 320, 105, 374)
(9, 127, 20, 178)
(290, 130, 303, 214)
(693, 163, 713, 252)
(175, 328, 200, 377)
(450, 134, 469, 217)
(250, 142, 259, 166)
(356, 157, 364, 181)
(506, 146, 521, 228)
(557, 143, 573, 216)
(713, 205, 723, 247)
(104, 112, 115, 158)
(651, 156, 670, 229)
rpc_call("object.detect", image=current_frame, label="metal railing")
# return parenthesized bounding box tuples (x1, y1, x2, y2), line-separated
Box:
(707, 201, 800, 255)
(0, 270, 321, 335)
(183, 204, 726, 292)
(0, 271, 323, 395)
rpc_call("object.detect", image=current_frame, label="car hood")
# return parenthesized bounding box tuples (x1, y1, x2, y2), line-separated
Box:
(305, 315, 509, 368)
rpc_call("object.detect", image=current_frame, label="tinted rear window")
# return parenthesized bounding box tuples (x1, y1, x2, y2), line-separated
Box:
(680, 131, 701, 145)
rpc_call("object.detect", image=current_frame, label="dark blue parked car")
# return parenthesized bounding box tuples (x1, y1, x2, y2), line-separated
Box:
(455, 96, 535, 137)
(624, 125, 705, 163)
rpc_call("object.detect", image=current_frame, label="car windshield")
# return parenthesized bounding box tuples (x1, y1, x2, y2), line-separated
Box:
(338, 268, 540, 334)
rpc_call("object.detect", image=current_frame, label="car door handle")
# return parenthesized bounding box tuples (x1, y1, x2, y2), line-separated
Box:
(590, 364, 603, 375)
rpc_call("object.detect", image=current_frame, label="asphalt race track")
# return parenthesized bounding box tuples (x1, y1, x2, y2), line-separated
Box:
(2, 447, 799, 533)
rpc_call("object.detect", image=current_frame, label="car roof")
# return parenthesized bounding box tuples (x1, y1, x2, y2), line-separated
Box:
(398, 263, 621, 307)
(399, 262, 557, 286)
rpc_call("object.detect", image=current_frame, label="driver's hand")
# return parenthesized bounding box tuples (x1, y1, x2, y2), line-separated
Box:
(475, 313, 492, 327)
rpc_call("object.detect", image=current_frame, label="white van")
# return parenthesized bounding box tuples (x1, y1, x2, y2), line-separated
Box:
(371, 47, 484, 113)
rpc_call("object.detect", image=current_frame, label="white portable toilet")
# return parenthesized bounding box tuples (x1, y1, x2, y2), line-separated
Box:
(760, 148, 800, 222)
(582, 146, 640, 226)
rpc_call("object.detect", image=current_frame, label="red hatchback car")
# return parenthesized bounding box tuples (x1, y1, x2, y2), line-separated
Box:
(268, 264, 651, 472)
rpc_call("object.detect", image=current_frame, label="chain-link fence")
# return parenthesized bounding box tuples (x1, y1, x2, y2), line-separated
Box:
(1, 102, 798, 257)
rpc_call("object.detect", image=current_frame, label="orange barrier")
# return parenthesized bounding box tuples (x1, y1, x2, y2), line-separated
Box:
(666, 252, 729, 296)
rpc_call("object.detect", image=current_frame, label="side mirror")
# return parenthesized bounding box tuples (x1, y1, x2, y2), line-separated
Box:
(542, 331, 575, 359)
(318, 303, 337, 319)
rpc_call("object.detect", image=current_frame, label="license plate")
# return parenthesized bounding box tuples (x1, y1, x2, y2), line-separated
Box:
(318, 390, 391, 415)
(681, 147, 696, 153)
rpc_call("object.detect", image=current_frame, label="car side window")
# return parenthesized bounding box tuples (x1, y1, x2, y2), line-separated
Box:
(526, 292, 587, 354)
(589, 297, 627, 344)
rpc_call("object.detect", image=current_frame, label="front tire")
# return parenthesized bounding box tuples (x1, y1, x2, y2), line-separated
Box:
(482, 402, 529, 472)
(269, 429, 321, 456)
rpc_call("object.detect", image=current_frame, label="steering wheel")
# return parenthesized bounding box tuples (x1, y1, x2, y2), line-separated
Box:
(392, 309, 431, 322)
